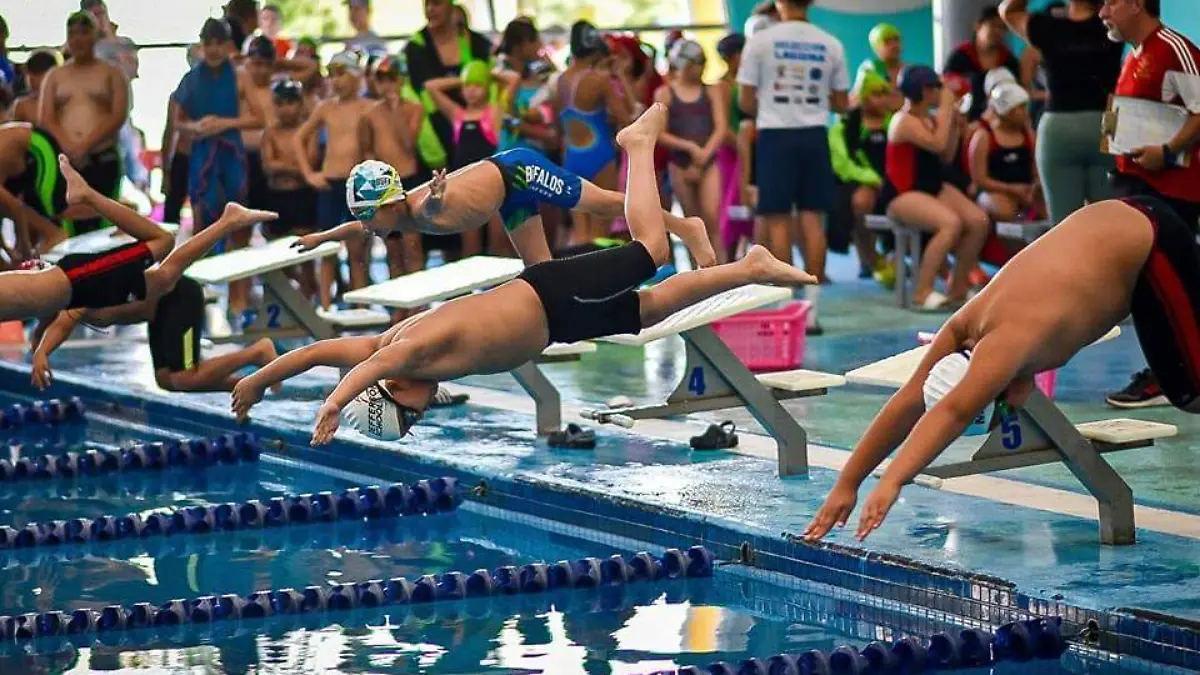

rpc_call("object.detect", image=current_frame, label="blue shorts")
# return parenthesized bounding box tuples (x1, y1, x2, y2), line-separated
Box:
(755, 127, 837, 215)
(318, 178, 353, 229)
(486, 148, 583, 231)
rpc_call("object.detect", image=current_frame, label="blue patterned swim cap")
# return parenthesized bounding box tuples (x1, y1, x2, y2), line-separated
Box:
(346, 160, 406, 222)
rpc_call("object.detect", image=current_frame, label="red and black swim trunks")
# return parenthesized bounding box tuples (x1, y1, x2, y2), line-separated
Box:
(56, 242, 155, 310)
(1125, 195, 1200, 413)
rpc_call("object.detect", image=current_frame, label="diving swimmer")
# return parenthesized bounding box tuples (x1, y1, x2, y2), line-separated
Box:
(231, 104, 813, 443)
(803, 196, 1200, 543)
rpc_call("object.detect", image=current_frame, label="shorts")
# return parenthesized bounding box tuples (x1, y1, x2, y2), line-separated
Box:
(1126, 195, 1200, 413)
(1111, 171, 1200, 233)
(265, 186, 318, 238)
(245, 151, 271, 210)
(148, 277, 204, 372)
(57, 242, 154, 310)
(2, 127, 66, 222)
(72, 146, 123, 236)
(517, 241, 657, 344)
(755, 127, 836, 215)
(487, 148, 583, 232)
(318, 178, 352, 229)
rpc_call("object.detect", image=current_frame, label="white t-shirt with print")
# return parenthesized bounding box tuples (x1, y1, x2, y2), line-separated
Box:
(737, 20, 849, 130)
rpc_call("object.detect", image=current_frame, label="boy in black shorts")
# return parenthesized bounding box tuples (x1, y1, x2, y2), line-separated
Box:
(0, 155, 274, 323)
(32, 275, 281, 392)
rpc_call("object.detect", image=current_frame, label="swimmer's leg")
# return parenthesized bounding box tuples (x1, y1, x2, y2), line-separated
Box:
(158, 338, 280, 392)
(144, 203, 277, 300)
(638, 245, 817, 326)
(59, 154, 175, 260)
(577, 178, 716, 268)
(509, 215, 554, 265)
(614, 104, 674, 266)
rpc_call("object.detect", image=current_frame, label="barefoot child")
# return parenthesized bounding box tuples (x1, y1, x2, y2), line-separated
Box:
(0, 155, 276, 323)
(231, 105, 815, 444)
(293, 49, 375, 295)
(361, 54, 425, 281)
(261, 78, 321, 303)
(12, 50, 60, 124)
(424, 62, 506, 256)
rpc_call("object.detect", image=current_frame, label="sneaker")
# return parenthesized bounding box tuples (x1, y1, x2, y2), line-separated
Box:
(806, 322, 824, 337)
(1105, 369, 1169, 409)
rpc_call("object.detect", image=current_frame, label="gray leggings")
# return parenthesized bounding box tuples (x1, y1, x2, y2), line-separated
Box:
(1036, 111, 1115, 225)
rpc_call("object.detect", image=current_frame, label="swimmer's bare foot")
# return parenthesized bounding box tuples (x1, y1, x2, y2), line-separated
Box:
(742, 245, 818, 287)
(669, 216, 717, 268)
(616, 103, 668, 150)
(220, 202, 278, 232)
(252, 338, 283, 392)
(58, 154, 92, 206)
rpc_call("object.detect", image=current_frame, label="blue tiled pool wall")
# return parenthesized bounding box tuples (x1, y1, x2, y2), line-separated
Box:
(0, 364, 1197, 672)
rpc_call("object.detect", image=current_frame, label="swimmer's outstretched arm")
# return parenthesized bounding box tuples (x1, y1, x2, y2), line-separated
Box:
(293, 221, 370, 251)
(311, 341, 417, 445)
(230, 336, 381, 420)
(853, 332, 1025, 542)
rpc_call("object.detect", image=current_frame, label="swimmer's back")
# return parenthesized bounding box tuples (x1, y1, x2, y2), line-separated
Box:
(955, 200, 1154, 373)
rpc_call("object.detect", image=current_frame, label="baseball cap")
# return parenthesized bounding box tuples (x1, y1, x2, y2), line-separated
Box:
(371, 54, 406, 78)
(328, 48, 365, 74)
(346, 159, 406, 221)
(990, 82, 1030, 115)
(342, 384, 423, 441)
(924, 351, 993, 436)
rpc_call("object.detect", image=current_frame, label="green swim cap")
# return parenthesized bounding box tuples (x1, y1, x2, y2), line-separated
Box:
(461, 60, 491, 87)
(853, 68, 893, 99)
(869, 23, 902, 51)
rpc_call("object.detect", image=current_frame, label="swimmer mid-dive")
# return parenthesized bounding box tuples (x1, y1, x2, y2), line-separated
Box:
(231, 105, 814, 443)
(290, 135, 718, 268)
(803, 196, 1200, 543)
(0, 155, 275, 324)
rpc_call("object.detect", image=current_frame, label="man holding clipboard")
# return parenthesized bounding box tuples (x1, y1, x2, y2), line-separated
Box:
(1100, 0, 1200, 410)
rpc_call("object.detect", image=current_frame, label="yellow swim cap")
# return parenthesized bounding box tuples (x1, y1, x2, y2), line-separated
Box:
(461, 60, 491, 87)
(853, 68, 893, 100)
(869, 23, 902, 51)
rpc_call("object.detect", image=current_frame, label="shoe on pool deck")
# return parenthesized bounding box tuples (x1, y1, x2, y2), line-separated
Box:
(1105, 369, 1169, 409)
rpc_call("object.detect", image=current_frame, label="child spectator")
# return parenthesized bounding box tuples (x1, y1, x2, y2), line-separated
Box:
(942, 5, 1020, 122)
(830, 69, 893, 278)
(12, 51, 59, 123)
(294, 49, 374, 295)
(714, 33, 752, 263)
(970, 82, 1042, 223)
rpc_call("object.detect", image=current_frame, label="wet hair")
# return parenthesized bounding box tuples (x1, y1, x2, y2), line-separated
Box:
(978, 5, 1001, 24)
(243, 34, 276, 60)
(25, 50, 61, 75)
(66, 11, 97, 30)
(497, 17, 539, 56)
(200, 18, 232, 43)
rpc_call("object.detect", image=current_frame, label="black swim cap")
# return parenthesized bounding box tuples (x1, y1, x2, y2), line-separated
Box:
(243, 34, 277, 60)
(570, 21, 608, 58)
(271, 77, 303, 101)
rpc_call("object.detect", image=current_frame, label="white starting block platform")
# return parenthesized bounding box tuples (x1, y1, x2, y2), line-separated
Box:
(344, 256, 593, 436)
(844, 325, 1177, 545)
(43, 223, 181, 264)
(186, 236, 390, 342)
(591, 285, 846, 476)
(865, 215, 1051, 308)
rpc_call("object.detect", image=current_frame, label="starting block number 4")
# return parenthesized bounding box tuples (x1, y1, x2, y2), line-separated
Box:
(688, 367, 707, 396)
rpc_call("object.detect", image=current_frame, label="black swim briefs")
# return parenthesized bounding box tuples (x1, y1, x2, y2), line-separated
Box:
(517, 241, 658, 344)
(1125, 194, 1200, 413)
(148, 277, 205, 372)
(57, 242, 154, 310)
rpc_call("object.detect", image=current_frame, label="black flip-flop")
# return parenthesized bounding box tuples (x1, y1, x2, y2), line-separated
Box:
(690, 421, 738, 451)
(547, 423, 596, 450)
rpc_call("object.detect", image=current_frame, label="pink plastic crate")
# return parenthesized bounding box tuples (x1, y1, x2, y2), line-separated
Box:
(917, 332, 1056, 398)
(711, 301, 810, 372)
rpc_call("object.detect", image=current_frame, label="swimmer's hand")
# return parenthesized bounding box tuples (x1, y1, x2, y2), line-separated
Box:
(855, 479, 902, 541)
(426, 169, 448, 208)
(311, 402, 341, 446)
(291, 233, 325, 252)
(305, 173, 330, 190)
(31, 353, 52, 392)
(802, 483, 857, 542)
(231, 377, 266, 422)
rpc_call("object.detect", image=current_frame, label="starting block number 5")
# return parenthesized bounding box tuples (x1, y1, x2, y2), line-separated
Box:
(1000, 407, 1023, 450)
(687, 367, 706, 396)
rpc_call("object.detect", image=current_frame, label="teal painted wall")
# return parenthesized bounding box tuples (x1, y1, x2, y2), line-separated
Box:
(1163, 0, 1200, 36)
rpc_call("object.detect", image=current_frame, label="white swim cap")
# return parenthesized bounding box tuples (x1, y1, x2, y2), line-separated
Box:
(924, 351, 994, 436)
(983, 67, 1017, 96)
(342, 384, 422, 441)
(989, 82, 1030, 116)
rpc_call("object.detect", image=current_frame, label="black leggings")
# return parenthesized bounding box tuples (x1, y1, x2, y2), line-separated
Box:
(163, 152, 190, 225)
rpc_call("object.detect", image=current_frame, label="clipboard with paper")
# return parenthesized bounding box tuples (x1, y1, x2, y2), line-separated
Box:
(1101, 96, 1192, 166)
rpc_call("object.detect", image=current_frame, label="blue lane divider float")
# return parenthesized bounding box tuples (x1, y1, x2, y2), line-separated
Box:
(0, 545, 714, 642)
(0, 433, 261, 483)
(677, 618, 1068, 674)
(0, 398, 85, 431)
(0, 477, 461, 550)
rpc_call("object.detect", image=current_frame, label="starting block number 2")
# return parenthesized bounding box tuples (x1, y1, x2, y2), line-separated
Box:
(266, 304, 282, 329)
(687, 367, 707, 396)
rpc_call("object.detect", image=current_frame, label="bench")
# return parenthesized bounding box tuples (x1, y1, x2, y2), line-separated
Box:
(587, 284, 847, 476)
(185, 236, 390, 343)
(995, 219, 1051, 244)
(343, 256, 594, 435)
(844, 325, 1177, 545)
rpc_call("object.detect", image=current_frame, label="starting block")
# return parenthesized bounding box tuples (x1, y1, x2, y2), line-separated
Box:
(593, 285, 847, 476)
(845, 325, 1177, 545)
(344, 256, 594, 435)
(42, 223, 181, 264)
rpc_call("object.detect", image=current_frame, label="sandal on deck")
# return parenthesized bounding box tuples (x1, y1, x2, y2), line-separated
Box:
(691, 422, 739, 451)
(547, 424, 596, 450)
